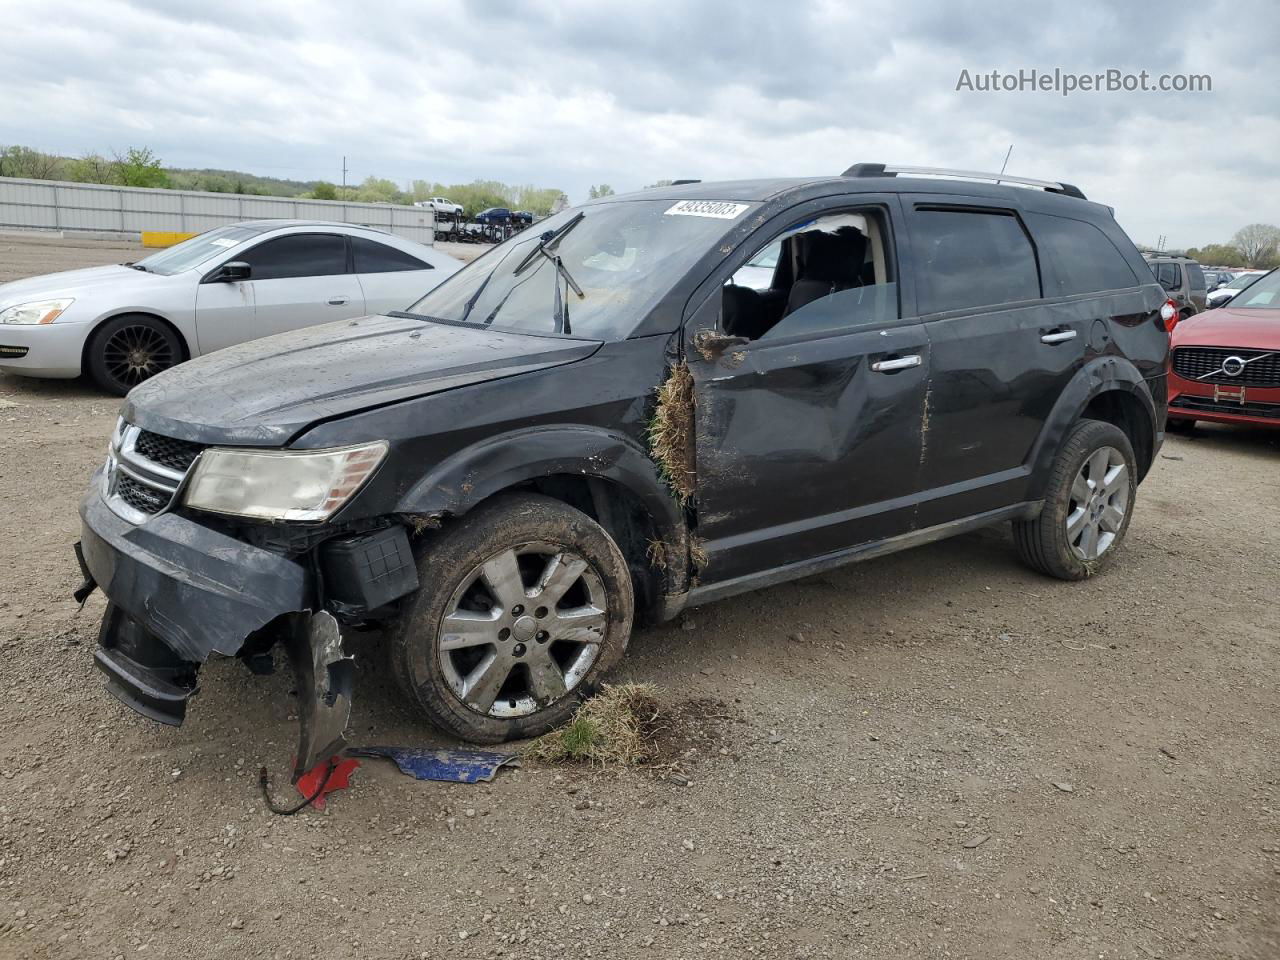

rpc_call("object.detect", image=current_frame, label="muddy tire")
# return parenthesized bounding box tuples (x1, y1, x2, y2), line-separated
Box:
(390, 493, 634, 743)
(86, 314, 183, 395)
(1013, 419, 1137, 581)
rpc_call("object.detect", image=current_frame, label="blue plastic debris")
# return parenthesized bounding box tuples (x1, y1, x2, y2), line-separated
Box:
(348, 746, 518, 784)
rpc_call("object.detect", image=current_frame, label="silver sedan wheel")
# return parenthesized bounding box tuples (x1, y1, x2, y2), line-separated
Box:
(437, 541, 607, 718)
(1066, 446, 1129, 561)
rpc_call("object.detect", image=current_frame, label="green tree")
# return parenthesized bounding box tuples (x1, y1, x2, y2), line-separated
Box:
(588, 184, 615, 199)
(113, 147, 169, 188)
(0, 145, 63, 180)
(312, 181, 338, 200)
(1232, 224, 1280, 268)
(65, 152, 116, 184)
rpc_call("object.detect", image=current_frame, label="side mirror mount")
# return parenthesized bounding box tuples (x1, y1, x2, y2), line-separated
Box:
(216, 261, 251, 282)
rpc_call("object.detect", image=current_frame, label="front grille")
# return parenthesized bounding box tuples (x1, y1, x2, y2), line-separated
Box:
(1172, 347, 1280, 387)
(135, 430, 205, 472)
(116, 473, 172, 513)
(1170, 394, 1280, 420)
(103, 421, 204, 523)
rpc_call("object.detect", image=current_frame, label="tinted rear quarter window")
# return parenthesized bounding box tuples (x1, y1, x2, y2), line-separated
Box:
(1028, 214, 1139, 296)
(912, 207, 1041, 314)
(1155, 262, 1181, 288)
(243, 233, 348, 281)
(352, 236, 430, 273)
(1187, 262, 1207, 291)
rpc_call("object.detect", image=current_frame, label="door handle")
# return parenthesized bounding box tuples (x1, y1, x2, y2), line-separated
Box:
(327, 296, 349, 306)
(1040, 330, 1078, 344)
(870, 355, 922, 373)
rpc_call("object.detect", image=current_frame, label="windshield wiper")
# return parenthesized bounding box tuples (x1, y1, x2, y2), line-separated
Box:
(513, 212, 584, 277)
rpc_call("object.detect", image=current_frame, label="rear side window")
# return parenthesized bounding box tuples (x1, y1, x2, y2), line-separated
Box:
(1187, 262, 1207, 291)
(911, 207, 1041, 314)
(1154, 262, 1181, 288)
(241, 233, 348, 281)
(1027, 214, 1140, 296)
(352, 236, 431, 273)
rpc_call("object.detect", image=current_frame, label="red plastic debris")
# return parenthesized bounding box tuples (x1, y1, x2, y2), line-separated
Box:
(294, 756, 360, 810)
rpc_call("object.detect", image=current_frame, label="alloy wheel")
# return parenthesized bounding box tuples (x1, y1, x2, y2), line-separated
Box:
(437, 541, 607, 718)
(1066, 446, 1129, 561)
(102, 324, 175, 387)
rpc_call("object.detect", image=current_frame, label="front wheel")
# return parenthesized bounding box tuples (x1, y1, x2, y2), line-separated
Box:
(390, 493, 634, 743)
(86, 314, 182, 395)
(1013, 419, 1137, 580)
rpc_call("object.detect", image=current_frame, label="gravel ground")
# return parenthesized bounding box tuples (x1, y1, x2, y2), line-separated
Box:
(1, 235, 1278, 960)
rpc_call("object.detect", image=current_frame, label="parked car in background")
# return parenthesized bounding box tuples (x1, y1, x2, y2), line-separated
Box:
(74, 165, 1169, 774)
(474, 207, 512, 224)
(1207, 269, 1267, 308)
(413, 197, 464, 217)
(0, 221, 460, 394)
(1146, 255, 1207, 318)
(512, 211, 535, 226)
(1168, 268, 1279, 430)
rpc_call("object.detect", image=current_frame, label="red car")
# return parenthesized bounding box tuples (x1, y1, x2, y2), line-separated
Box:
(1168, 268, 1280, 429)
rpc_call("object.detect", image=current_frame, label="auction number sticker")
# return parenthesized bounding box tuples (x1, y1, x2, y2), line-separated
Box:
(664, 200, 751, 219)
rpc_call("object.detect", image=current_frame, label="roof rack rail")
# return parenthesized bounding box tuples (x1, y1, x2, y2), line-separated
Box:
(841, 163, 1087, 200)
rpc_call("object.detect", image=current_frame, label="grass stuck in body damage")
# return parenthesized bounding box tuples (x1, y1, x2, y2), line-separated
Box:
(648, 363, 696, 505)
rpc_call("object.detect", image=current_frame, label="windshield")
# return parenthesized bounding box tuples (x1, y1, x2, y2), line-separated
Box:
(1224, 272, 1261, 291)
(134, 224, 266, 275)
(1227, 270, 1279, 309)
(407, 199, 755, 339)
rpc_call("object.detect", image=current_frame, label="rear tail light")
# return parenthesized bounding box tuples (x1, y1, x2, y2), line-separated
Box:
(1160, 299, 1179, 332)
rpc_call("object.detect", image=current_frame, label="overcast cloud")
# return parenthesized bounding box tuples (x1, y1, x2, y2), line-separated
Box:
(2, 0, 1276, 247)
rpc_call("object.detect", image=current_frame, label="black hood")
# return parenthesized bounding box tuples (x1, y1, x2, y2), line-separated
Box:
(123, 314, 601, 446)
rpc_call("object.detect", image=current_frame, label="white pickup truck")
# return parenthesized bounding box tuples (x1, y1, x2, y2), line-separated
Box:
(413, 197, 464, 216)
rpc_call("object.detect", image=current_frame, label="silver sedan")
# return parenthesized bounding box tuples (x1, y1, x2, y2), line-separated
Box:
(0, 220, 460, 394)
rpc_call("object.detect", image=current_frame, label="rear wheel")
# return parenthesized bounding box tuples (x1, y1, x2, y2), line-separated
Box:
(1013, 419, 1137, 580)
(390, 493, 634, 743)
(86, 314, 182, 395)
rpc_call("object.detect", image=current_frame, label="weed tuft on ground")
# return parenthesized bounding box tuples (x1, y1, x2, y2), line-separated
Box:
(527, 683, 663, 766)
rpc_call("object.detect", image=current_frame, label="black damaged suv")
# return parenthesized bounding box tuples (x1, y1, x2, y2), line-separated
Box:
(75, 164, 1170, 776)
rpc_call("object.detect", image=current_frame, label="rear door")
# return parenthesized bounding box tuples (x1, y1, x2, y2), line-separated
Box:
(688, 196, 932, 584)
(1185, 262, 1208, 312)
(200, 232, 365, 349)
(350, 235, 440, 315)
(903, 198, 1087, 526)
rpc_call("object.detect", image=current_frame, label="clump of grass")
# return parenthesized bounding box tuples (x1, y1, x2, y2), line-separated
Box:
(527, 683, 662, 766)
(646, 538, 668, 570)
(689, 536, 709, 572)
(647, 363, 696, 505)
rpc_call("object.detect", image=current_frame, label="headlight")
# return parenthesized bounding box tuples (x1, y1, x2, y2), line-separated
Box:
(183, 441, 388, 521)
(0, 298, 74, 325)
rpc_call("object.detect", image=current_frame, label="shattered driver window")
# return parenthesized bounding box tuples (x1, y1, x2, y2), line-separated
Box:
(722, 210, 899, 341)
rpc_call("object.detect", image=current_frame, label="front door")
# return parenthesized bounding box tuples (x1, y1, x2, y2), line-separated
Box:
(687, 199, 932, 586)
(196, 232, 365, 353)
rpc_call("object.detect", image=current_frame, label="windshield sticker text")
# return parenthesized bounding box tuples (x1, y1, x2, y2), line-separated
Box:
(664, 201, 751, 220)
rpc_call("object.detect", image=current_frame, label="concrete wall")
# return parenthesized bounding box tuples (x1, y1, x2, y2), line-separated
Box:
(0, 177, 436, 243)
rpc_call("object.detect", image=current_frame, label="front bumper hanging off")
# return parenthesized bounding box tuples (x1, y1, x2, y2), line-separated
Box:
(76, 485, 359, 781)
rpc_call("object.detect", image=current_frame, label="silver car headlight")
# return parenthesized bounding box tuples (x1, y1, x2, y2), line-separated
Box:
(183, 441, 389, 521)
(0, 298, 74, 324)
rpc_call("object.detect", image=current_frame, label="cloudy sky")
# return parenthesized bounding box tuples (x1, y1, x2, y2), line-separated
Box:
(3, 0, 1277, 247)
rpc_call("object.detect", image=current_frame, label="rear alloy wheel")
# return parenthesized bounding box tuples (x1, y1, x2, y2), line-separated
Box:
(391, 493, 633, 743)
(87, 314, 182, 395)
(1013, 419, 1137, 580)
